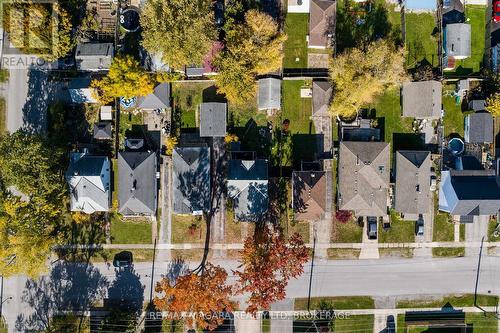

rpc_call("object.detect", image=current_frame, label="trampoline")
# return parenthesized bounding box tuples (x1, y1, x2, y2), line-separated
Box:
(120, 7, 140, 32)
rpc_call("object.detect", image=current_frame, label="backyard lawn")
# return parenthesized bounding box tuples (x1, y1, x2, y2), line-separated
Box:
(405, 12, 438, 68)
(443, 85, 468, 138)
(447, 5, 486, 75)
(110, 214, 152, 244)
(119, 111, 144, 148)
(171, 81, 213, 129)
(283, 13, 308, 68)
(378, 210, 415, 243)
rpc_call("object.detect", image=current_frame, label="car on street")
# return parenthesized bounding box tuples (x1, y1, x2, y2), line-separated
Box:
(494, 1, 500, 23)
(386, 315, 395, 333)
(113, 251, 133, 270)
(416, 215, 424, 236)
(367, 217, 377, 240)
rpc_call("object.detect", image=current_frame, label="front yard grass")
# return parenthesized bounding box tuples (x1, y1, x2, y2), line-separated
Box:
(333, 314, 374, 333)
(432, 247, 465, 257)
(283, 13, 308, 69)
(396, 294, 498, 308)
(171, 81, 214, 129)
(378, 210, 415, 243)
(327, 248, 360, 259)
(171, 214, 207, 243)
(379, 248, 413, 258)
(331, 220, 363, 243)
(488, 218, 498, 242)
(91, 249, 155, 263)
(405, 12, 438, 69)
(447, 5, 486, 76)
(224, 207, 243, 243)
(110, 214, 152, 244)
(294, 296, 375, 310)
(465, 313, 499, 333)
(433, 192, 455, 242)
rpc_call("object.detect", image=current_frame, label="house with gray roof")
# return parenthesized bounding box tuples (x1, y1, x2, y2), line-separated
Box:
(199, 102, 227, 137)
(66, 152, 111, 214)
(172, 147, 211, 215)
(312, 81, 332, 117)
(93, 122, 112, 140)
(258, 78, 281, 111)
(75, 42, 114, 71)
(227, 160, 268, 222)
(464, 111, 493, 144)
(136, 83, 171, 111)
(445, 23, 471, 60)
(402, 81, 442, 119)
(439, 170, 500, 217)
(395, 151, 432, 218)
(309, 0, 335, 48)
(118, 151, 157, 216)
(338, 141, 390, 217)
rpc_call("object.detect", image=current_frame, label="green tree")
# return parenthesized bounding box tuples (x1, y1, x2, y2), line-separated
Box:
(141, 0, 217, 69)
(214, 9, 286, 105)
(3, 2, 73, 61)
(329, 39, 408, 119)
(91, 55, 155, 104)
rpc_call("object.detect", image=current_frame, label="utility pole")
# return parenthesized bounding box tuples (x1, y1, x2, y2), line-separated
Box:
(307, 233, 317, 312)
(149, 238, 157, 304)
(473, 236, 485, 309)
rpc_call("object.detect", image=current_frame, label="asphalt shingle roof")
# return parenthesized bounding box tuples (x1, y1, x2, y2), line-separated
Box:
(312, 81, 332, 117)
(199, 103, 227, 137)
(75, 43, 114, 71)
(293, 171, 327, 221)
(445, 23, 471, 58)
(402, 81, 442, 118)
(136, 83, 171, 110)
(465, 111, 493, 143)
(309, 0, 335, 47)
(118, 151, 157, 216)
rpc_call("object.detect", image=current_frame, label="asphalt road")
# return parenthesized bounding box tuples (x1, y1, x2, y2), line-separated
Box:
(2, 255, 500, 332)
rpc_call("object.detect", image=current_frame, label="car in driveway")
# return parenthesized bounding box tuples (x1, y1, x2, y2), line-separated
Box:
(386, 315, 395, 333)
(367, 217, 377, 240)
(416, 215, 424, 236)
(494, 1, 500, 23)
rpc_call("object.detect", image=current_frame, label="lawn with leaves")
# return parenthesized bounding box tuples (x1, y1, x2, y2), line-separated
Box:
(171, 81, 214, 129)
(110, 214, 152, 244)
(171, 214, 206, 243)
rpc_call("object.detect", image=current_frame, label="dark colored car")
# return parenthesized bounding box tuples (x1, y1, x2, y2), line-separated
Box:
(416, 215, 424, 236)
(387, 315, 395, 333)
(113, 251, 133, 270)
(215, 1, 224, 27)
(494, 1, 500, 23)
(367, 217, 377, 240)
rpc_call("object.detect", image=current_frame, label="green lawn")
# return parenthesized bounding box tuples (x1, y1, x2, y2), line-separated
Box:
(171, 214, 206, 243)
(379, 248, 414, 258)
(327, 248, 361, 259)
(282, 80, 313, 134)
(171, 82, 214, 129)
(262, 318, 270, 333)
(331, 220, 363, 243)
(488, 218, 498, 242)
(465, 313, 499, 333)
(433, 194, 455, 242)
(0, 317, 6, 333)
(447, 5, 486, 75)
(333, 315, 374, 333)
(91, 249, 155, 263)
(432, 247, 465, 257)
(110, 214, 152, 244)
(405, 12, 438, 68)
(396, 294, 498, 308)
(295, 296, 375, 310)
(283, 13, 308, 69)
(443, 85, 470, 138)
(119, 111, 144, 148)
(378, 210, 415, 243)
(365, 87, 414, 144)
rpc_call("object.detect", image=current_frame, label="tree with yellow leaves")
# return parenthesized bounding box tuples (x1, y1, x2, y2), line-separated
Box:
(154, 263, 234, 331)
(3, 1, 73, 61)
(329, 39, 408, 119)
(164, 136, 178, 156)
(214, 9, 286, 105)
(486, 93, 500, 117)
(141, 0, 217, 69)
(91, 55, 155, 104)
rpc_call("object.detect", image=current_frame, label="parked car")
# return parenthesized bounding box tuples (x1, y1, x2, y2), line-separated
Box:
(113, 251, 133, 270)
(367, 217, 377, 240)
(494, 1, 500, 23)
(215, 1, 224, 27)
(430, 174, 437, 191)
(386, 315, 395, 333)
(416, 215, 424, 236)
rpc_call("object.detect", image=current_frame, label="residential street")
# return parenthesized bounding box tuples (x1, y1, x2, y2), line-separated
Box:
(2, 256, 500, 332)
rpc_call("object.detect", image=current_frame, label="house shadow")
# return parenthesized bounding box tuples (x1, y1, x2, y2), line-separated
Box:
(392, 133, 426, 153)
(291, 133, 321, 169)
(202, 85, 226, 103)
(230, 118, 271, 159)
(15, 261, 109, 332)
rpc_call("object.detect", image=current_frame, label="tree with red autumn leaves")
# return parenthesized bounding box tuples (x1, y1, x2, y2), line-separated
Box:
(153, 263, 234, 331)
(234, 225, 309, 314)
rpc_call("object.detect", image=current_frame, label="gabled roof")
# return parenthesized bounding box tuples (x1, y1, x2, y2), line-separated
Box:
(309, 0, 335, 48)
(172, 147, 211, 214)
(66, 152, 111, 214)
(443, 0, 465, 25)
(395, 151, 432, 215)
(75, 43, 114, 71)
(293, 171, 327, 221)
(402, 81, 442, 118)
(439, 170, 500, 216)
(199, 102, 227, 137)
(118, 151, 157, 216)
(445, 23, 471, 58)
(258, 78, 281, 110)
(465, 111, 493, 144)
(136, 83, 171, 110)
(93, 122, 112, 140)
(312, 81, 332, 117)
(228, 160, 268, 222)
(338, 141, 390, 217)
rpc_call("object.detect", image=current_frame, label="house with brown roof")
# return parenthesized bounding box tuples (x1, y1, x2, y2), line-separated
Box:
(309, 0, 335, 49)
(338, 141, 390, 217)
(292, 171, 327, 221)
